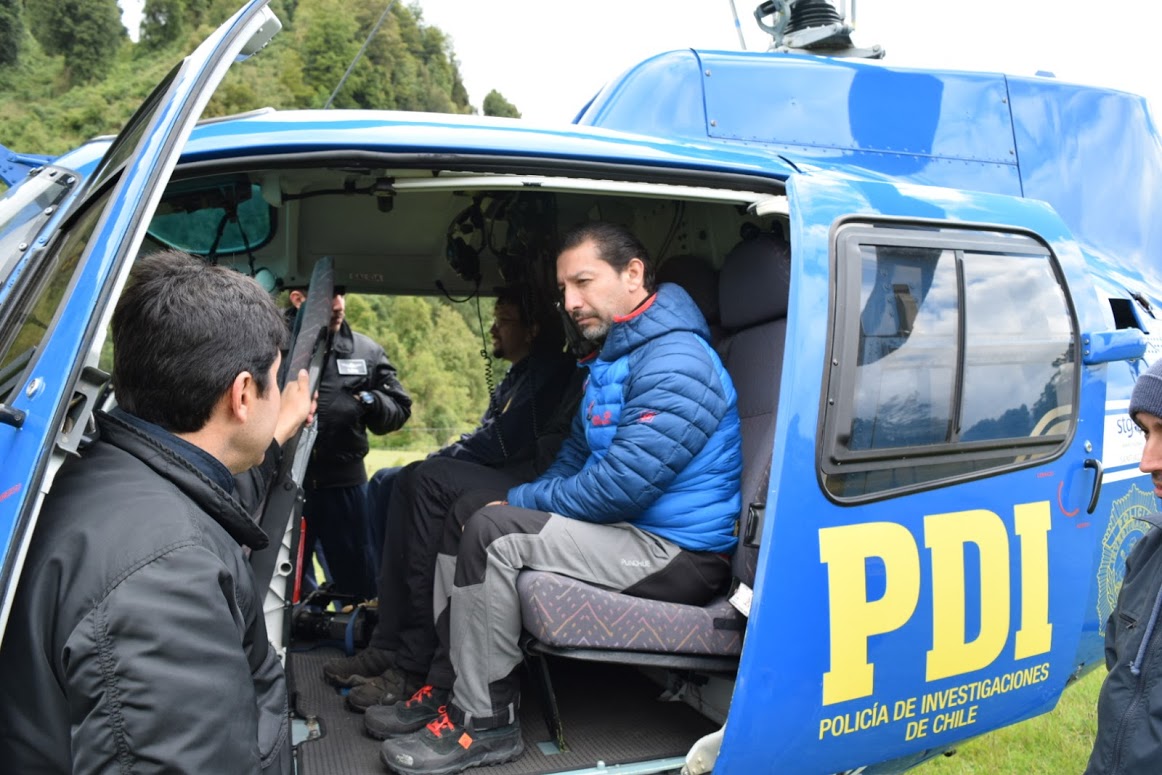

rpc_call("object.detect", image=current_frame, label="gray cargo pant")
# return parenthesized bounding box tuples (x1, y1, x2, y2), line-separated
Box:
(428, 500, 729, 730)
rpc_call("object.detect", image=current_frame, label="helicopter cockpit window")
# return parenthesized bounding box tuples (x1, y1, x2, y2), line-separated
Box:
(0, 169, 75, 288)
(821, 224, 1077, 501)
(146, 178, 273, 258)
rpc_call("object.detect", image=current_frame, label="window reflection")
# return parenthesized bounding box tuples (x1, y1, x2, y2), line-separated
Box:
(824, 229, 1076, 500)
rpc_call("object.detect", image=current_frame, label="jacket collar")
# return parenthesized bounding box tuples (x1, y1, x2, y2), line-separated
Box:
(331, 321, 355, 355)
(1138, 512, 1162, 530)
(597, 283, 711, 362)
(95, 411, 269, 550)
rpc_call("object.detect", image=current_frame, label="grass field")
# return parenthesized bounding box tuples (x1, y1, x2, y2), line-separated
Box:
(360, 448, 1105, 773)
(920, 668, 1103, 773)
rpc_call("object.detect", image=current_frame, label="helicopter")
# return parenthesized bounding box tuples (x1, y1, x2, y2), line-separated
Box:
(0, 0, 1159, 772)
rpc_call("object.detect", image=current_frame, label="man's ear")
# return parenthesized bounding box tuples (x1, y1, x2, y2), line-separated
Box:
(527, 321, 539, 342)
(228, 371, 256, 423)
(624, 257, 646, 292)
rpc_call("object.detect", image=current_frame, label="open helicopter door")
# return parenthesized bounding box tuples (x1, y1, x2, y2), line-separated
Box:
(712, 173, 1125, 774)
(0, 0, 280, 643)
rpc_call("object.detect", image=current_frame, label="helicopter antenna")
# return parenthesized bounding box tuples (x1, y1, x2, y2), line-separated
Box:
(324, 0, 398, 109)
(753, 0, 882, 59)
(728, 0, 748, 50)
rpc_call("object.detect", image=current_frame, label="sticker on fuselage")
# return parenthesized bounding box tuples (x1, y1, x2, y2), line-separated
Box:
(1096, 484, 1155, 635)
(1103, 399, 1143, 472)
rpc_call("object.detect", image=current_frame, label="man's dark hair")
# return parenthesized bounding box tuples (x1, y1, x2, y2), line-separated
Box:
(495, 283, 567, 352)
(494, 285, 532, 328)
(112, 250, 289, 433)
(558, 221, 656, 293)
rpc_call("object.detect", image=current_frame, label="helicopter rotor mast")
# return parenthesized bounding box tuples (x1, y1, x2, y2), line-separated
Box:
(754, 0, 884, 59)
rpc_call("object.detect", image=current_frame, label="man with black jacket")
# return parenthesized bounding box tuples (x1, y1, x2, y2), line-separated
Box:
(324, 287, 577, 711)
(288, 286, 412, 599)
(0, 251, 313, 774)
(1087, 358, 1162, 774)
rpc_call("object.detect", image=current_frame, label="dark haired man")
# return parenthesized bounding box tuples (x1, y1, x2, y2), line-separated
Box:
(0, 250, 313, 774)
(326, 286, 577, 714)
(378, 223, 742, 775)
(287, 285, 411, 599)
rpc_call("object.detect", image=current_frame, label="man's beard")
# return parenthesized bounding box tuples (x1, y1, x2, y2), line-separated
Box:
(580, 319, 610, 342)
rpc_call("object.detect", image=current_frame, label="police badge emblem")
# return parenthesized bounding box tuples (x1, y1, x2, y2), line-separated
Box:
(1096, 484, 1155, 635)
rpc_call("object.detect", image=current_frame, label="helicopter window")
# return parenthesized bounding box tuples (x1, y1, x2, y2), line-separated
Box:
(848, 245, 958, 451)
(959, 250, 1074, 443)
(0, 188, 111, 407)
(146, 179, 274, 258)
(821, 225, 1077, 501)
(0, 169, 75, 289)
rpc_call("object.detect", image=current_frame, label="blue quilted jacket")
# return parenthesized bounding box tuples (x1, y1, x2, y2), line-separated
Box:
(507, 283, 742, 553)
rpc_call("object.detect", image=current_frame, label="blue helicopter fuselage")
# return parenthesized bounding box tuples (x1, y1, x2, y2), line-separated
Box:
(1, 4, 1159, 772)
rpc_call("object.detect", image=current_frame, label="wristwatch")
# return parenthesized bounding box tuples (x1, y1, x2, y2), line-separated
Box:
(356, 391, 375, 407)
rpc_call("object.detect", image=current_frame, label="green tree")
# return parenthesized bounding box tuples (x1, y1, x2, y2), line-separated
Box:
(345, 294, 495, 450)
(0, 0, 22, 67)
(27, 0, 124, 83)
(188, 0, 475, 115)
(0, 0, 496, 451)
(140, 0, 187, 50)
(482, 89, 520, 118)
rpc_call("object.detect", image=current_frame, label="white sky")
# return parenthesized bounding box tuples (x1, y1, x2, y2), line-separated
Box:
(120, 1, 1160, 123)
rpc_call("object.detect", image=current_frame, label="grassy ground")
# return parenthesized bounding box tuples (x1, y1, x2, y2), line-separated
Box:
(921, 668, 1103, 773)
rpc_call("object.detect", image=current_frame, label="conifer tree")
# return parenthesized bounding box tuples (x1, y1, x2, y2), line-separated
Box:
(141, 0, 187, 49)
(0, 0, 22, 67)
(483, 90, 520, 119)
(27, 0, 125, 83)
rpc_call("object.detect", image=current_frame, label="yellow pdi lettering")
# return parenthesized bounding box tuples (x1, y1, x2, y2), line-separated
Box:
(925, 510, 1010, 682)
(819, 502, 1053, 706)
(819, 522, 920, 706)
(1014, 502, 1053, 659)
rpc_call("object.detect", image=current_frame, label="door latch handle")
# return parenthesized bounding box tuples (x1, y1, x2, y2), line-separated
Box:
(1084, 458, 1104, 515)
(0, 403, 26, 428)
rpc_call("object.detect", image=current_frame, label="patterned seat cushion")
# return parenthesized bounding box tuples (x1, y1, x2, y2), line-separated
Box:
(517, 571, 744, 656)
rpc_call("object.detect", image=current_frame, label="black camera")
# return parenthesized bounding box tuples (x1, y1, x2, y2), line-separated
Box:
(291, 589, 377, 648)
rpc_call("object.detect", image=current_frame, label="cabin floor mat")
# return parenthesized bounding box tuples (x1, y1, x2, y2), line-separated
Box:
(290, 645, 716, 775)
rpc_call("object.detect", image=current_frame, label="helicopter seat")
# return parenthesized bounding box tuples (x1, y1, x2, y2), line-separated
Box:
(517, 233, 790, 670)
(655, 253, 723, 344)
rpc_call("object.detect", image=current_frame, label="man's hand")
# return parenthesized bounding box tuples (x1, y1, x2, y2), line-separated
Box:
(275, 369, 316, 446)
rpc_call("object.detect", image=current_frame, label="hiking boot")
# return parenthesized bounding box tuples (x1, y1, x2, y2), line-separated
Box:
(346, 667, 424, 713)
(365, 684, 449, 740)
(322, 646, 394, 688)
(379, 707, 523, 775)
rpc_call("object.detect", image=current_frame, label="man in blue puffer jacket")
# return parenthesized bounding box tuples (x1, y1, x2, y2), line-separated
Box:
(379, 222, 742, 775)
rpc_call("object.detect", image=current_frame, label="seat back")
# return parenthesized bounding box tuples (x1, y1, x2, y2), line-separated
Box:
(716, 234, 791, 587)
(656, 254, 722, 343)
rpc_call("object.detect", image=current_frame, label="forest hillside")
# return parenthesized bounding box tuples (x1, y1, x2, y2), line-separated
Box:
(1, 0, 525, 450)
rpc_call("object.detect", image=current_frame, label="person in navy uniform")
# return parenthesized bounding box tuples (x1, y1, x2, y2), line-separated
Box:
(287, 285, 411, 599)
(323, 286, 577, 716)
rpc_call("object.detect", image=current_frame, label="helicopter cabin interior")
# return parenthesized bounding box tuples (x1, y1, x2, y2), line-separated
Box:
(131, 160, 792, 775)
